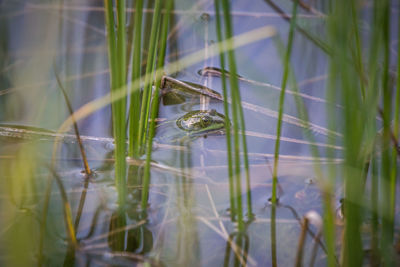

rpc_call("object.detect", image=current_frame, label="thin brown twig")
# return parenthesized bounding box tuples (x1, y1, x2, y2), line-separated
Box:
(54, 67, 92, 176)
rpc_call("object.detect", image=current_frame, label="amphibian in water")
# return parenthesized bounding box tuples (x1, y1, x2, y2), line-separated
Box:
(176, 109, 227, 136)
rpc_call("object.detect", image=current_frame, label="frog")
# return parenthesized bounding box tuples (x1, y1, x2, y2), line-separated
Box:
(176, 109, 227, 136)
(155, 109, 228, 144)
(158, 76, 228, 140)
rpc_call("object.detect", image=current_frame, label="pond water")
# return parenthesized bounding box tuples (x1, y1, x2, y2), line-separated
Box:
(0, 0, 399, 266)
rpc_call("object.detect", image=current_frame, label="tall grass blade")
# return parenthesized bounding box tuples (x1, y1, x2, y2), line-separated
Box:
(104, 0, 127, 206)
(370, 155, 379, 266)
(137, 0, 162, 155)
(116, 0, 127, 88)
(391, 0, 400, 242)
(350, 1, 366, 99)
(141, 0, 173, 210)
(104, 0, 117, 90)
(365, 3, 386, 264)
(271, 0, 298, 203)
(115, 0, 127, 207)
(324, 49, 339, 267)
(330, 1, 364, 265)
(379, 0, 394, 263)
(221, 0, 246, 231)
(214, 0, 235, 221)
(129, 0, 144, 158)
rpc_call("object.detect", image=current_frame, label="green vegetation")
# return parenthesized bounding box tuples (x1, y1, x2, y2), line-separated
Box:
(142, 0, 174, 210)
(0, 0, 399, 266)
(271, 0, 298, 204)
(104, 0, 127, 206)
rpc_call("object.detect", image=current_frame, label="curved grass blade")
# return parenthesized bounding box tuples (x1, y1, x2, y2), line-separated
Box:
(271, 0, 298, 203)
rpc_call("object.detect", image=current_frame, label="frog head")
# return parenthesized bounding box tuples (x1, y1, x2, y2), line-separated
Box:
(176, 109, 227, 134)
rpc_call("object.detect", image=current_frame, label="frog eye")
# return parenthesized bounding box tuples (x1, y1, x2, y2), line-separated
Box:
(201, 116, 211, 126)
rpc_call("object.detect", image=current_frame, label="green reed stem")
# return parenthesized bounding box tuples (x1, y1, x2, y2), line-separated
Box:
(271, 0, 298, 204)
(116, 0, 127, 207)
(380, 0, 393, 262)
(391, 1, 400, 235)
(324, 2, 365, 266)
(332, 1, 364, 264)
(350, 1, 366, 100)
(137, 0, 162, 155)
(366, 8, 384, 265)
(214, 0, 235, 221)
(141, 0, 173, 210)
(116, 0, 126, 87)
(129, 0, 144, 158)
(214, 0, 237, 220)
(370, 155, 380, 266)
(104, 0, 117, 90)
(104, 0, 127, 206)
(324, 55, 338, 267)
(143, 26, 160, 142)
(221, 0, 244, 231)
(232, 35, 253, 221)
